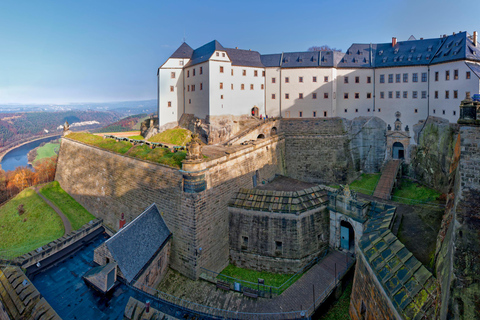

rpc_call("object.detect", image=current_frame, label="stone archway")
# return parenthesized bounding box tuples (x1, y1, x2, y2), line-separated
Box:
(251, 106, 259, 117)
(257, 134, 265, 139)
(340, 220, 355, 251)
(392, 142, 405, 159)
(270, 127, 277, 135)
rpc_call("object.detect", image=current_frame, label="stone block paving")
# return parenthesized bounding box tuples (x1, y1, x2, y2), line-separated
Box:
(373, 160, 401, 200)
(157, 250, 351, 317)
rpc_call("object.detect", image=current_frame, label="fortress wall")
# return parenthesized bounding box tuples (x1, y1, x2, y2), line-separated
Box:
(55, 138, 197, 277)
(195, 137, 286, 275)
(228, 206, 329, 273)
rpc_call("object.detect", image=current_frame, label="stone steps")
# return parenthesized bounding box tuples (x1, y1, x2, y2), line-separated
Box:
(373, 160, 401, 200)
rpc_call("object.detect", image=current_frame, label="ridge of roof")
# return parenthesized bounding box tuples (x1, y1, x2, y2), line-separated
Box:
(169, 42, 194, 59)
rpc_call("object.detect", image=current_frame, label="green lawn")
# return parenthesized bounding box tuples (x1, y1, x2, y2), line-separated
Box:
(39, 181, 95, 230)
(330, 173, 381, 195)
(391, 179, 441, 204)
(0, 188, 64, 258)
(128, 135, 144, 140)
(149, 127, 192, 146)
(35, 141, 60, 163)
(319, 282, 352, 320)
(68, 132, 185, 168)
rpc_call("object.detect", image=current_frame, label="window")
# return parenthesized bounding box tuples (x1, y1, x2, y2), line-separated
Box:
(216, 52, 219, 56)
(344, 76, 349, 84)
(222, 52, 225, 57)
(285, 77, 289, 83)
(187, 70, 190, 77)
(433, 109, 436, 114)
(355, 93, 360, 99)
(367, 108, 371, 112)
(171, 72, 176, 79)
(388, 74, 393, 83)
(324, 111, 327, 117)
(220, 82, 223, 89)
(193, 69, 195, 76)
(254, 70, 258, 77)
(167, 101, 172, 107)
(299, 93, 303, 99)
(388, 91, 393, 99)
(412, 73, 418, 82)
(435, 72, 439, 81)
(380, 74, 385, 83)
(378, 108, 381, 112)
(242, 236, 248, 249)
(299, 111, 303, 117)
(422, 72, 427, 82)
(422, 91, 427, 99)
(324, 92, 329, 99)
(299, 76, 303, 83)
(344, 93, 349, 99)
(344, 109, 348, 113)
(355, 76, 359, 83)
(313, 111, 317, 117)
(396, 91, 400, 99)
(262, 71, 265, 77)
(367, 92, 372, 99)
(403, 73, 408, 82)
(415, 109, 418, 113)
(312, 93, 317, 99)
(231, 83, 233, 90)
(396, 74, 401, 83)
(241, 84, 245, 90)
(220, 95, 223, 99)
(454, 90, 458, 99)
(413, 91, 418, 98)
(453, 110, 456, 116)
(272, 94, 276, 99)
(200, 83, 203, 90)
(272, 77, 276, 83)
(250, 84, 254, 90)
(445, 70, 450, 80)
(313, 76, 317, 82)
(466, 71, 471, 79)
(242, 69, 246, 76)
(189, 99, 191, 104)
(275, 241, 283, 252)
(367, 76, 371, 83)
(200, 67, 203, 74)
(454, 69, 458, 80)
(435, 91, 438, 99)
(170, 86, 174, 92)
(231, 69, 234, 76)
(443, 110, 446, 115)
(285, 93, 289, 99)
(402, 91, 407, 98)
(187, 85, 190, 92)
(466, 91, 471, 98)
(445, 90, 449, 99)
(261, 84, 264, 90)
(355, 108, 359, 113)
(380, 91, 385, 99)
(324, 76, 329, 82)
(191, 85, 195, 91)
(220, 66, 224, 73)
(179, 60, 183, 66)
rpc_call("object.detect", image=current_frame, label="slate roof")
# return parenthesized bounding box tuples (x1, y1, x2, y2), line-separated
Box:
(337, 44, 372, 68)
(106, 203, 171, 283)
(280, 51, 321, 68)
(169, 42, 194, 59)
(359, 203, 438, 319)
(186, 40, 226, 67)
(261, 53, 282, 67)
(228, 186, 328, 214)
(225, 48, 264, 67)
(466, 62, 480, 79)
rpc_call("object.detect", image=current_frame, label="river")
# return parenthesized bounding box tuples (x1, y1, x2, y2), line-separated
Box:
(0, 135, 61, 172)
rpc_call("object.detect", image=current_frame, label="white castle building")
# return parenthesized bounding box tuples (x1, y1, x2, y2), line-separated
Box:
(158, 31, 480, 145)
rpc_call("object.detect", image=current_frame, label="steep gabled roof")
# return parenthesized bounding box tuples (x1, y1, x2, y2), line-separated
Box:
(106, 203, 171, 283)
(466, 62, 480, 79)
(430, 32, 480, 64)
(170, 42, 194, 59)
(187, 40, 226, 66)
(225, 48, 264, 67)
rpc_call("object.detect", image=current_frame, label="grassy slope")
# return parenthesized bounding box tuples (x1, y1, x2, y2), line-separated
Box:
(68, 132, 185, 168)
(39, 181, 95, 230)
(127, 135, 144, 140)
(149, 127, 192, 146)
(219, 264, 296, 288)
(0, 188, 64, 257)
(349, 173, 381, 195)
(392, 179, 441, 204)
(35, 141, 60, 162)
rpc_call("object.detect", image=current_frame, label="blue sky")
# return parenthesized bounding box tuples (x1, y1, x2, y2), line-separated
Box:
(1, 0, 479, 104)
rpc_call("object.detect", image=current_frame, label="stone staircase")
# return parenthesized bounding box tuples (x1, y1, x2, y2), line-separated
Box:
(223, 118, 275, 145)
(373, 159, 401, 200)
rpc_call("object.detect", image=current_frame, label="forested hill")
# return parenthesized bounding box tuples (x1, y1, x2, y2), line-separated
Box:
(0, 110, 120, 149)
(95, 113, 150, 133)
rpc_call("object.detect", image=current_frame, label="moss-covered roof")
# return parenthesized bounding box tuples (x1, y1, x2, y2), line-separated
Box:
(360, 204, 438, 319)
(228, 186, 328, 214)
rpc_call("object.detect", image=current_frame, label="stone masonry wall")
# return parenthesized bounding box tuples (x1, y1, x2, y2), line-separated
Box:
(349, 253, 400, 320)
(134, 241, 171, 294)
(228, 206, 329, 273)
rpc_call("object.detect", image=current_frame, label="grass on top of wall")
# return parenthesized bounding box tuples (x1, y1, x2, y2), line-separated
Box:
(127, 135, 144, 140)
(0, 188, 64, 258)
(329, 173, 381, 195)
(391, 179, 441, 204)
(39, 181, 95, 230)
(68, 132, 132, 154)
(218, 264, 299, 290)
(149, 127, 192, 146)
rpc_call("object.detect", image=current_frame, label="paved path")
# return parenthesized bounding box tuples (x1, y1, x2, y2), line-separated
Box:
(35, 187, 72, 235)
(373, 159, 401, 199)
(157, 250, 353, 318)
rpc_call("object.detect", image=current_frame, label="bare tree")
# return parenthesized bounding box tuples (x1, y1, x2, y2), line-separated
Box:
(308, 45, 342, 52)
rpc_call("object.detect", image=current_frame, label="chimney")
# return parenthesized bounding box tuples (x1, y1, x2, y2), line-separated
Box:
(420, 37, 424, 40)
(474, 31, 478, 47)
(453, 32, 456, 35)
(145, 301, 150, 313)
(235, 47, 238, 49)
(392, 37, 397, 47)
(119, 213, 126, 229)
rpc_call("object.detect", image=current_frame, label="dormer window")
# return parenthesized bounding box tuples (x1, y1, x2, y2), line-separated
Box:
(426, 54, 431, 60)
(357, 49, 362, 55)
(444, 49, 451, 56)
(435, 51, 442, 57)
(455, 39, 462, 46)
(410, 46, 416, 52)
(298, 57, 303, 62)
(427, 45, 433, 51)
(408, 55, 412, 61)
(417, 53, 422, 60)
(394, 48, 399, 54)
(446, 41, 453, 48)
(378, 50, 384, 56)
(383, 57, 388, 62)
(399, 55, 404, 61)
(393, 57, 398, 62)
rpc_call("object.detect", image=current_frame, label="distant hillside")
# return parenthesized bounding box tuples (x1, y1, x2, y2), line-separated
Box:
(95, 114, 150, 133)
(0, 110, 120, 150)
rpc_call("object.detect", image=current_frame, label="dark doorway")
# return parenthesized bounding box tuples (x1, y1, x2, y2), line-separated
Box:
(251, 106, 259, 117)
(392, 142, 405, 159)
(340, 220, 355, 251)
(257, 134, 265, 139)
(270, 127, 277, 135)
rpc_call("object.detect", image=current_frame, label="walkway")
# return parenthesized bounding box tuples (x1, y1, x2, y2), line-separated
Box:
(35, 187, 72, 235)
(156, 250, 353, 318)
(373, 159, 401, 200)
